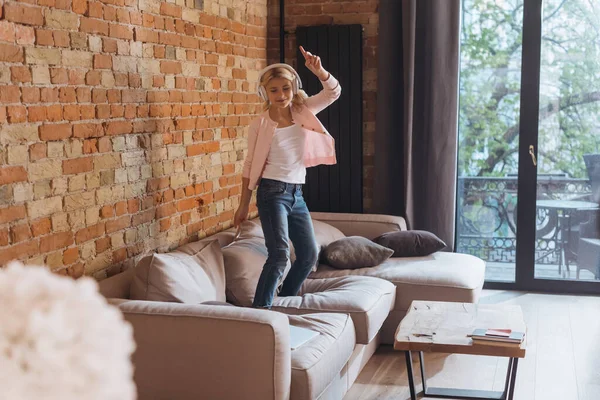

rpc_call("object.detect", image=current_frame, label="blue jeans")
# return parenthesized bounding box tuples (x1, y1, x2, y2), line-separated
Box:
(252, 178, 319, 308)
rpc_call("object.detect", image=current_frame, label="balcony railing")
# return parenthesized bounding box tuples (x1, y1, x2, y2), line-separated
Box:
(456, 175, 592, 264)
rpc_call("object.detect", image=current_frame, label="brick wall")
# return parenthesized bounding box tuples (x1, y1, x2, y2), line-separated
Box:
(0, 0, 267, 279)
(267, 0, 379, 211)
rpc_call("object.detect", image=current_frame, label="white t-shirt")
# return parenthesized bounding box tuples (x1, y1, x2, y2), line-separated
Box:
(262, 124, 306, 184)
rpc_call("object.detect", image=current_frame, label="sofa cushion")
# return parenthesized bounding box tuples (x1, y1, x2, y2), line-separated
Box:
(312, 219, 346, 250)
(272, 276, 395, 344)
(321, 236, 394, 269)
(130, 239, 226, 303)
(310, 252, 485, 311)
(373, 230, 446, 257)
(288, 313, 355, 400)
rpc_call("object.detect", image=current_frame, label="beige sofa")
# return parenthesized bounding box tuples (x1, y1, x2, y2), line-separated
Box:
(99, 213, 485, 400)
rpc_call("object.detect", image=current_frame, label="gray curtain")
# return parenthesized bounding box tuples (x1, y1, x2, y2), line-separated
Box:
(373, 0, 461, 249)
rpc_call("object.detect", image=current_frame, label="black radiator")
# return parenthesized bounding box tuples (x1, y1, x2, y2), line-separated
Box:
(296, 24, 363, 213)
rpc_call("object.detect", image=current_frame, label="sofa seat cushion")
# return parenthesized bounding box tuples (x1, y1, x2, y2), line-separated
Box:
(272, 276, 395, 344)
(288, 313, 355, 400)
(309, 252, 485, 311)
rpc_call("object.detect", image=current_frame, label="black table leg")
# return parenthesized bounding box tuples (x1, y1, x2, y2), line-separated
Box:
(407, 354, 520, 400)
(507, 358, 519, 400)
(405, 351, 417, 400)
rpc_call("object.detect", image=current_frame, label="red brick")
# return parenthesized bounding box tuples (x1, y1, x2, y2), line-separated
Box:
(35, 28, 54, 46)
(95, 237, 111, 253)
(46, 105, 63, 121)
(0, 86, 21, 103)
(63, 157, 93, 174)
(29, 143, 47, 161)
(73, 123, 104, 138)
(132, 209, 154, 226)
(92, 89, 107, 103)
(160, 218, 171, 232)
(22, 87, 40, 103)
(40, 232, 74, 253)
(93, 54, 112, 69)
(105, 120, 132, 135)
(115, 201, 128, 216)
(80, 17, 109, 35)
(83, 139, 98, 154)
(28, 106, 46, 122)
(127, 199, 139, 214)
(134, 27, 158, 43)
(72, 0, 88, 15)
(40, 124, 72, 141)
(75, 223, 105, 244)
(69, 70, 85, 85)
(0, 43, 22, 65)
(106, 216, 130, 234)
(0, 229, 9, 247)
(160, 2, 181, 18)
(0, 167, 27, 185)
(16, 25, 35, 45)
(55, 0, 71, 10)
(0, 241, 39, 265)
(109, 24, 133, 40)
(98, 137, 111, 152)
(59, 87, 77, 103)
(4, 3, 44, 26)
(63, 247, 79, 265)
(10, 224, 32, 243)
(7, 106, 26, 123)
(53, 30, 70, 47)
(31, 217, 52, 237)
(186, 144, 205, 156)
(113, 248, 127, 263)
(177, 198, 199, 212)
(202, 216, 219, 230)
(41, 87, 59, 103)
(160, 60, 182, 74)
(77, 87, 91, 102)
(156, 203, 176, 219)
(0, 21, 16, 43)
(100, 205, 115, 218)
(10, 66, 31, 83)
(63, 105, 80, 121)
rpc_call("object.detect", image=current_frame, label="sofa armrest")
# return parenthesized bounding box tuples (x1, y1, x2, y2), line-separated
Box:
(111, 299, 291, 400)
(310, 212, 407, 239)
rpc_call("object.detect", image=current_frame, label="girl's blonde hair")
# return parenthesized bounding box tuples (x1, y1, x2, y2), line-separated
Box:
(260, 67, 308, 111)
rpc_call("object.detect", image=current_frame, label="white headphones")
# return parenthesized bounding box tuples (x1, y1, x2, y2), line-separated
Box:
(257, 63, 303, 102)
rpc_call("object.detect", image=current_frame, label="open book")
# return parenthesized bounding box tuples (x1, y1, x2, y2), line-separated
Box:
(290, 326, 319, 350)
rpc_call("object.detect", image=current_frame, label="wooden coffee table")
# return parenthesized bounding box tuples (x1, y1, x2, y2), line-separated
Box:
(394, 301, 527, 400)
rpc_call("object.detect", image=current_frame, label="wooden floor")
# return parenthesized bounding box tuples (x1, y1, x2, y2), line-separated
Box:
(345, 290, 600, 400)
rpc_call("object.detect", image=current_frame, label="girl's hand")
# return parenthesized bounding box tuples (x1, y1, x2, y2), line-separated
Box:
(300, 46, 329, 81)
(234, 205, 249, 228)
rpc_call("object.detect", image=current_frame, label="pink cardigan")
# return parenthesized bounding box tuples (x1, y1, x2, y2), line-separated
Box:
(242, 74, 342, 190)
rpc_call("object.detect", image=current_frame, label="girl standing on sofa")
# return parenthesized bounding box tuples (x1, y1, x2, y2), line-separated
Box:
(233, 46, 342, 309)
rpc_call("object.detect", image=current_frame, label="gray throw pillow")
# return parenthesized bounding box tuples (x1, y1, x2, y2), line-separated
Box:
(321, 236, 394, 269)
(373, 230, 446, 257)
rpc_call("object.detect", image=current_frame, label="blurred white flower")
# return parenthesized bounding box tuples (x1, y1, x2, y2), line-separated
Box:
(0, 262, 136, 400)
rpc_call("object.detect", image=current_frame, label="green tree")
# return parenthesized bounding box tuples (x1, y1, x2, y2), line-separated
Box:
(459, 0, 600, 178)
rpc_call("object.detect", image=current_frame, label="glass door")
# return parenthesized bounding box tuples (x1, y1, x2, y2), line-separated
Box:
(457, 0, 600, 293)
(530, 0, 600, 289)
(456, 0, 525, 284)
